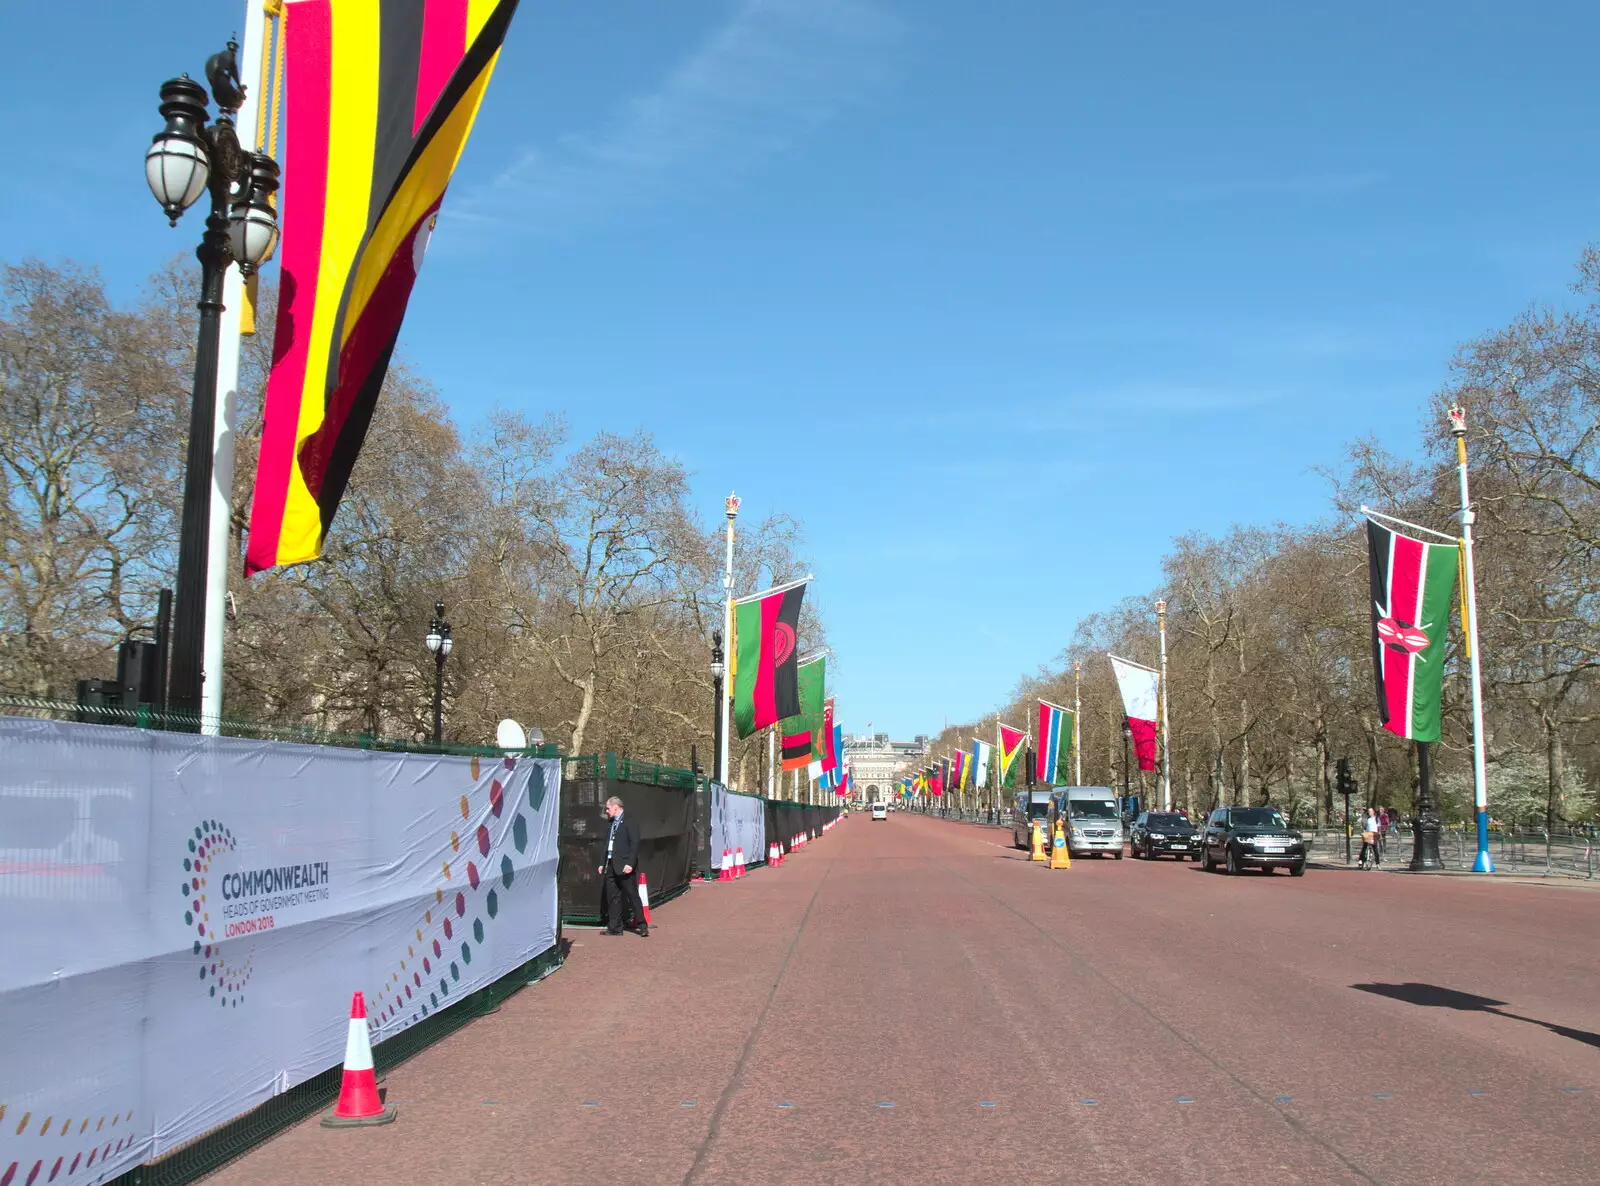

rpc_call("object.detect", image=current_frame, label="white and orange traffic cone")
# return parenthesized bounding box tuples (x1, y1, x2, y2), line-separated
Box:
(735, 847, 745, 878)
(718, 849, 730, 881)
(321, 992, 396, 1127)
(638, 872, 652, 926)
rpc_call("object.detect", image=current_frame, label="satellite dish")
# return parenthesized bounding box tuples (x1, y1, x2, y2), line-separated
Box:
(496, 718, 528, 749)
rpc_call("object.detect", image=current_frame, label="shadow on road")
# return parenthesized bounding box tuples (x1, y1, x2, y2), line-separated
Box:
(1353, 982, 1600, 1050)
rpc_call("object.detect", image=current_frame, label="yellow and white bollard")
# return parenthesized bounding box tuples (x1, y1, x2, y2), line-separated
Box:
(1050, 819, 1072, 869)
(1031, 820, 1048, 862)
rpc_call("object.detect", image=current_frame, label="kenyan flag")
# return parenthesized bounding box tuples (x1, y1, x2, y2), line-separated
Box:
(732, 580, 807, 738)
(1366, 518, 1459, 742)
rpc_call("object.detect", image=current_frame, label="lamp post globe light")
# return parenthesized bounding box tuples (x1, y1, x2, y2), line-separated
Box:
(145, 41, 281, 726)
(425, 601, 453, 745)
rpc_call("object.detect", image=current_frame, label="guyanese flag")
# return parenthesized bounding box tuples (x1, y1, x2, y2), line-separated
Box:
(246, 0, 518, 574)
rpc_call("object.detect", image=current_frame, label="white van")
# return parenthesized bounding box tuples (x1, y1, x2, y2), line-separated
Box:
(1052, 787, 1125, 858)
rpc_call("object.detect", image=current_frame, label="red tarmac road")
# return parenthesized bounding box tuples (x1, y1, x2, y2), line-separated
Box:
(210, 812, 1600, 1185)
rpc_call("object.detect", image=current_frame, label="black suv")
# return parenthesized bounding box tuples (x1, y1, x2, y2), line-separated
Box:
(1130, 811, 1198, 860)
(1200, 806, 1307, 876)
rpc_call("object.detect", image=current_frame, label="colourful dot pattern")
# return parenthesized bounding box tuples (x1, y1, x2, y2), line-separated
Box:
(371, 758, 543, 1031)
(181, 820, 251, 1008)
(0, 1106, 139, 1185)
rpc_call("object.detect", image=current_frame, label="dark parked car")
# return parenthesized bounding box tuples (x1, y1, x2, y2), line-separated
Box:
(1200, 806, 1307, 876)
(1130, 811, 1198, 860)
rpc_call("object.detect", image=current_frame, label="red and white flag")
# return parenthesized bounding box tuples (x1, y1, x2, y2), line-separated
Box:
(1109, 655, 1159, 771)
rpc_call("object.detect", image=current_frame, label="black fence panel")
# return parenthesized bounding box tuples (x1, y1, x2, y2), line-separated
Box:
(560, 777, 695, 925)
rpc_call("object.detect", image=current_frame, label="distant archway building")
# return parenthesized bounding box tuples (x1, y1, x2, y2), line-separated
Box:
(843, 733, 930, 804)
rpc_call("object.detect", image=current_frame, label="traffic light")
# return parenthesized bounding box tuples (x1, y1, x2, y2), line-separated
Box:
(1335, 757, 1357, 798)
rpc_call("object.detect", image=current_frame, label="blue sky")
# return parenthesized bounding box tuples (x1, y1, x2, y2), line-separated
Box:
(4, 0, 1597, 738)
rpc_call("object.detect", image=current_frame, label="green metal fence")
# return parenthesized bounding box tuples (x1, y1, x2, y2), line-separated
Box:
(562, 752, 699, 788)
(0, 694, 564, 759)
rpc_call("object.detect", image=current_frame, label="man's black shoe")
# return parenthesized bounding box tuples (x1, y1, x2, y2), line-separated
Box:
(637, 924, 649, 938)
(603, 928, 623, 935)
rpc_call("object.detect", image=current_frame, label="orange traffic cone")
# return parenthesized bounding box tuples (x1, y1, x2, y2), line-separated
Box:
(638, 872, 652, 925)
(321, 992, 396, 1127)
(718, 849, 730, 881)
(735, 847, 745, 878)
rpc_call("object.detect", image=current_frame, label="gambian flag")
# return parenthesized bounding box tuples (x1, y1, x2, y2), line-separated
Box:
(1036, 700, 1073, 785)
(1367, 518, 1459, 742)
(732, 580, 808, 738)
(246, 0, 519, 574)
(1110, 655, 1159, 771)
(997, 723, 1026, 786)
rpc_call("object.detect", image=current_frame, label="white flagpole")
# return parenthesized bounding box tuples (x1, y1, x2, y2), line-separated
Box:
(767, 727, 776, 799)
(1073, 661, 1082, 786)
(719, 493, 738, 786)
(201, 1, 272, 735)
(1448, 408, 1494, 874)
(1155, 599, 1171, 811)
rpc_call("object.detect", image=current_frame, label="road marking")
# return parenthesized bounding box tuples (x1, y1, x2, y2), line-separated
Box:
(1373, 1093, 1393, 1100)
(680, 1101, 698, 1107)
(978, 1102, 998, 1108)
(1079, 1099, 1098, 1106)
(877, 1102, 896, 1108)
(1275, 1096, 1294, 1103)
(1176, 1097, 1194, 1104)
(776, 1102, 795, 1109)
(582, 1101, 599, 1107)
(1468, 1090, 1487, 1097)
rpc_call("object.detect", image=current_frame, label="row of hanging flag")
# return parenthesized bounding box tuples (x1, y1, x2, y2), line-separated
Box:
(908, 655, 1166, 797)
(910, 510, 1464, 796)
(727, 577, 852, 795)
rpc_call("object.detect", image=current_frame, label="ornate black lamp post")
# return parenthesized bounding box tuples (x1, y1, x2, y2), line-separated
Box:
(709, 630, 726, 783)
(425, 601, 453, 744)
(145, 42, 280, 725)
(1121, 718, 1132, 811)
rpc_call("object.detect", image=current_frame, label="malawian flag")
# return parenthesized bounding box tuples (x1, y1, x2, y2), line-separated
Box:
(1367, 517, 1459, 742)
(1037, 700, 1073, 784)
(247, 0, 519, 574)
(997, 723, 1026, 786)
(781, 656, 825, 771)
(780, 731, 811, 771)
(972, 739, 993, 788)
(1110, 655, 1159, 771)
(731, 580, 808, 738)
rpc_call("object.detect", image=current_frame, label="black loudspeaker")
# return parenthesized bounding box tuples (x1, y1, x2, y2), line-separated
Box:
(75, 678, 123, 723)
(117, 639, 163, 706)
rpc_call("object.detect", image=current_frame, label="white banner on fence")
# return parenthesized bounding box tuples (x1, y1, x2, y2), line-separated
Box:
(709, 784, 766, 865)
(0, 718, 559, 1182)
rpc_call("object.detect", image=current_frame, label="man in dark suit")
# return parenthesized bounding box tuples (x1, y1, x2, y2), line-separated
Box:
(598, 796, 647, 936)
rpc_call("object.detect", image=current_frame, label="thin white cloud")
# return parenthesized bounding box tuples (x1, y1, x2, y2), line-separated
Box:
(1169, 171, 1383, 202)
(450, 0, 906, 237)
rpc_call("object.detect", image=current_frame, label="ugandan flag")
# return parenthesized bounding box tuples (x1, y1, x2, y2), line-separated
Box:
(246, 0, 518, 574)
(731, 580, 808, 738)
(1366, 517, 1459, 742)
